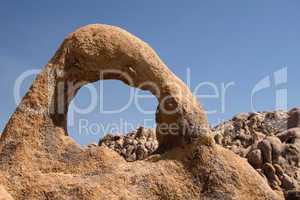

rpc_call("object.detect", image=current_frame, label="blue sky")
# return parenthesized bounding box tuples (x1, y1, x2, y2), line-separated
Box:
(0, 0, 299, 145)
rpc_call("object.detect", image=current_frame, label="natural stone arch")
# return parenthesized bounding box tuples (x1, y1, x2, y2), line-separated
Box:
(51, 24, 213, 150)
(1, 24, 212, 152)
(0, 24, 283, 200)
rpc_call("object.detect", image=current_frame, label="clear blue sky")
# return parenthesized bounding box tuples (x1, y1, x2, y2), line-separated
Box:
(0, 0, 299, 145)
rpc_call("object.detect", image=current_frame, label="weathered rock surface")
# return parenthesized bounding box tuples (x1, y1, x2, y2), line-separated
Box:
(99, 127, 158, 162)
(213, 109, 300, 198)
(0, 185, 14, 200)
(0, 24, 283, 199)
(98, 109, 300, 198)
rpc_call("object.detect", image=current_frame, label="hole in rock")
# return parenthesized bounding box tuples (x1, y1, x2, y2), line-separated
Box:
(67, 80, 158, 146)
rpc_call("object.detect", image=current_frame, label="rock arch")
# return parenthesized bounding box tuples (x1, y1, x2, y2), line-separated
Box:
(0, 24, 283, 200)
(1, 24, 212, 152)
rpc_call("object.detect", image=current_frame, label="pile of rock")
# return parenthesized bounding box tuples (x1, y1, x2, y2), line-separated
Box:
(98, 127, 159, 162)
(213, 108, 300, 197)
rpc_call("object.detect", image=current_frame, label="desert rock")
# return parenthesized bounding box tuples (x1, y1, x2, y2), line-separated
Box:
(213, 109, 300, 197)
(0, 24, 283, 199)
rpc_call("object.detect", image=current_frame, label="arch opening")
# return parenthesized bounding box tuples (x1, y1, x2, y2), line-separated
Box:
(67, 80, 158, 146)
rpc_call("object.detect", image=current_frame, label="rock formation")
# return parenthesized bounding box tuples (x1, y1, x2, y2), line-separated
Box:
(0, 24, 284, 199)
(99, 109, 300, 198)
(213, 109, 300, 199)
(99, 127, 158, 162)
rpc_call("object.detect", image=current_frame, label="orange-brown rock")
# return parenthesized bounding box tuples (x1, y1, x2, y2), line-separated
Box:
(0, 24, 283, 199)
(0, 185, 14, 200)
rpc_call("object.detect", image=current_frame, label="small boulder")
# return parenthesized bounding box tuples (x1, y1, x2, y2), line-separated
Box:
(247, 149, 263, 169)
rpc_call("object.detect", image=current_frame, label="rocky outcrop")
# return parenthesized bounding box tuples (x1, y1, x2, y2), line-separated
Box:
(99, 109, 300, 198)
(0, 24, 283, 199)
(213, 109, 300, 198)
(99, 127, 158, 161)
